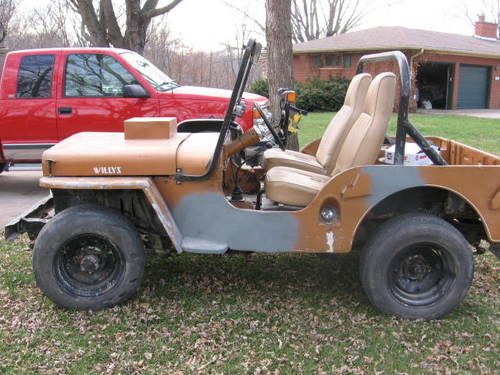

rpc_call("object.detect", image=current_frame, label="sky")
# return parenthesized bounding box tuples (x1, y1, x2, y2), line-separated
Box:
(18, 0, 496, 51)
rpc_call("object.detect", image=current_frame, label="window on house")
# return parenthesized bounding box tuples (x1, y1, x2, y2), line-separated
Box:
(336, 55, 343, 66)
(313, 55, 322, 68)
(343, 54, 352, 68)
(64, 54, 139, 97)
(325, 54, 334, 67)
(16, 54, 55, 98)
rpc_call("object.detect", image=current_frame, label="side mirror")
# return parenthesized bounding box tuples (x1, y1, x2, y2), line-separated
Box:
(123, 84, 150, 98)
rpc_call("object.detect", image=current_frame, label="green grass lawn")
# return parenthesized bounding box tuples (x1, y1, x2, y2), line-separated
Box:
(299, 112, 500, 155)
(0, 113, 499, 373)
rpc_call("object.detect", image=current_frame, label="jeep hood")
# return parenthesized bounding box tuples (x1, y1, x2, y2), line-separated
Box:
(42, 132, 219, 177)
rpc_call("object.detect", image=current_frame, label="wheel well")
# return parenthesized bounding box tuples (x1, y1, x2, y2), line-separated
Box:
(353, 186, 487, 250)
(52, 189, 171, 252)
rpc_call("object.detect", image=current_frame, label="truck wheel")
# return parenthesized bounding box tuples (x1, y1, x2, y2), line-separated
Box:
(359, 213, 474, 319)
(33, 205, 145, 310)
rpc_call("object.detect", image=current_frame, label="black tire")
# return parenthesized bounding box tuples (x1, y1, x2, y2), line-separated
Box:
(360, 213, 474, 319)
(33, 205, 145, 310)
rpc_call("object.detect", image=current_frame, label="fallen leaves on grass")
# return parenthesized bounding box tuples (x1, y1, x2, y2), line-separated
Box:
(0, 238, 498, 374)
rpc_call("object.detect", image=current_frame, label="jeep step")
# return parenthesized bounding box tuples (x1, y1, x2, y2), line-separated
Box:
(181, 237, 228, 254)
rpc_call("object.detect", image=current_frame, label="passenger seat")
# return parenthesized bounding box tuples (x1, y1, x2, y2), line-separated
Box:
(265, 72, 397, 207)
(262, 73, 372, 175)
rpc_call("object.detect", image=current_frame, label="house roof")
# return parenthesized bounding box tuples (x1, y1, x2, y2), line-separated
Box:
(293, 26, 500, 58)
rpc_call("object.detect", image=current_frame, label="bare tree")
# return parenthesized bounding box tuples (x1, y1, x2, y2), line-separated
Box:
(4, 2, 79, 50)
(143, 18, 263, 90)
(0, 0, 16, 45)
(226, 0, 365, 43)
(223, 0, 266, 33)
(292, 0, 364, 43)
(266, 0, 298, 150)
(223, 16, 254, 79)
(67, 0, 185, 54)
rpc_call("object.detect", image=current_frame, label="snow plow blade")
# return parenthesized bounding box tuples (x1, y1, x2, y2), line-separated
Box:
(4, 195, 53, 241)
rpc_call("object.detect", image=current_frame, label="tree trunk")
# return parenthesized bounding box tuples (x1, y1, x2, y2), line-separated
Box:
(69, 0, 183, 55)
(265, 0, 298, 150)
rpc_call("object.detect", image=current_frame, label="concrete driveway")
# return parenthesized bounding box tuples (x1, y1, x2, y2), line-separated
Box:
(417, 109, 500, 119)
(0, 170, 48, 227)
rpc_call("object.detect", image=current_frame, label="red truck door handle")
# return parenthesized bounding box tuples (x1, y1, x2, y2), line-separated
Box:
(58, 107, 72, 115)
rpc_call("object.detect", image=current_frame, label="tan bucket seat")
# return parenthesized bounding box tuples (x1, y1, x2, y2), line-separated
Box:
(262, 73, 372, 175)
(265, 72, 397, 207)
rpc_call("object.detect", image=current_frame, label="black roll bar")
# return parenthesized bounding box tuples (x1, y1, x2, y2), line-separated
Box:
(356, 51, 446, 166)
(176, 39, 262, 182)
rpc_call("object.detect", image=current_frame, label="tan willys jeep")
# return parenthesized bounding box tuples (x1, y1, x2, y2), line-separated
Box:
(6, 40, 499, 319)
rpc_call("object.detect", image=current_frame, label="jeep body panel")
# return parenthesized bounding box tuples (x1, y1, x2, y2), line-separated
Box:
(41, 131, 221, 177)
(39, 136, 500, 254)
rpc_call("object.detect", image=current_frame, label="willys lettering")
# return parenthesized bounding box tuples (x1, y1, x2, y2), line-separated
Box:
(93, 166, 122, 175)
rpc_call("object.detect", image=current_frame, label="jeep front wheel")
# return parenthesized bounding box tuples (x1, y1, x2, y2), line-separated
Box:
(33, 205, 145, 310)
(360, 213, 474, 319)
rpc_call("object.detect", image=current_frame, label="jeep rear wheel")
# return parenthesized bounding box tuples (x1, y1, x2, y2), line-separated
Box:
(360, 213, 474, 319)
(33, 205, 145, 310)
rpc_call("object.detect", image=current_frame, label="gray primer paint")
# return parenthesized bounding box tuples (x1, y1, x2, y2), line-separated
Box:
(173, 192, 298, 253)
(363, 165, 425, 206)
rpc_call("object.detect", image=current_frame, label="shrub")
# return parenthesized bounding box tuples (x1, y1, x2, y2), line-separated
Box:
(249, 79, 269, 98)
(249, 76, 349, 112)
(296, 76, 349, 112)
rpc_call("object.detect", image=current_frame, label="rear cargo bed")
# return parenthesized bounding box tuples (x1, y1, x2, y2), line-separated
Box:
(428, 137, 500, 166)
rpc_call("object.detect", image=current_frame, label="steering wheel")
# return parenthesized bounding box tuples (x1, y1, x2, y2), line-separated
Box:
(254, 103, 286, 150)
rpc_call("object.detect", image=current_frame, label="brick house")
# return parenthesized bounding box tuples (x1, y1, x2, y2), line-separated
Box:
(293, 17, 500, 110)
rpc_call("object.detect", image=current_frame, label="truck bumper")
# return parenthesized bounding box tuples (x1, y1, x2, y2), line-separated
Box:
(4, 195, 53, 241)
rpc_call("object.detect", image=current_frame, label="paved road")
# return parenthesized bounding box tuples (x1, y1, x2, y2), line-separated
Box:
(0, 170, 48, 227)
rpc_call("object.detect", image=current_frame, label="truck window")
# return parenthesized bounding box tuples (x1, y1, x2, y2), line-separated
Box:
(64, 54, 139, 97)
(121, 51, 178, 91)
(16, 54, 55, 99)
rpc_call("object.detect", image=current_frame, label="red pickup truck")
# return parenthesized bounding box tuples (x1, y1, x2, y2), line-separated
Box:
(0, 47, 268, 170)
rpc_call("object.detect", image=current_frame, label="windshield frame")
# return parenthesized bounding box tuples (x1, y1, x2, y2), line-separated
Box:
(120, 51, 179, 92)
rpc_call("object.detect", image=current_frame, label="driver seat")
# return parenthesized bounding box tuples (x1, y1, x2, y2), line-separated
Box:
(265, 72, 396, 207)
(262, 73, 372, 175)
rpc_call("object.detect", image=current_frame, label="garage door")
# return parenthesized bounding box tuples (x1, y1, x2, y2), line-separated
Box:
(457, 65, 490, 109)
